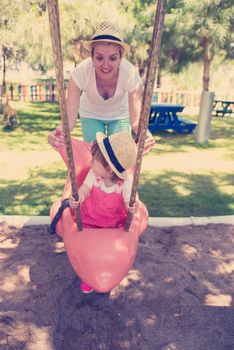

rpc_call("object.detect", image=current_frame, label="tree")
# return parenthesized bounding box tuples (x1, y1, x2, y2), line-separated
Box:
(160, 0, 234, 90)
(2, 0, 233, 92)
(16, 0, 136, 71)
(0, 0, 25, 92)
(120, 0, 158, 77)
(15, 0, 54, 73)
(59, 0, 136, 65)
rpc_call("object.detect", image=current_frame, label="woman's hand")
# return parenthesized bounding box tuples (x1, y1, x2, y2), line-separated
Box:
(133, 129, 155, 154)
(47, 125, 65, 151)
(143, 130, 155, 154)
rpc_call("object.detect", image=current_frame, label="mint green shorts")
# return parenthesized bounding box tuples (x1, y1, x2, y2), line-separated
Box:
(80, 117, 131, 142)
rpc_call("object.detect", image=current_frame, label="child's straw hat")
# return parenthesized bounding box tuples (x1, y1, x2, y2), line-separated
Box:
(96, 131, 137, 179)
(86, 21, 130, 53)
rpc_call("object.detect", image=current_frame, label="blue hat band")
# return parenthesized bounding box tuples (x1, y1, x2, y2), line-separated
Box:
(92, 34, 122, 43)
(103, 137, 125, 173)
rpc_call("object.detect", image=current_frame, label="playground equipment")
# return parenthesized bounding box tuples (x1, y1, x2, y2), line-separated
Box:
(50, 139, 148, 292)
(47, 0, 167, 292)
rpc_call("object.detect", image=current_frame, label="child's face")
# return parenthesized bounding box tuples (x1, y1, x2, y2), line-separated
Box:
(92, 158, 113, 179)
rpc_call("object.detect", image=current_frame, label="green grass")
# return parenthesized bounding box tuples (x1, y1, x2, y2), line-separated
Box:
(0, 165, 67, 216)
(0, 101, 82, 151)
(139, 171, 234, 217)
(149, 113, 234, 156)
(0, 101, 234, 217)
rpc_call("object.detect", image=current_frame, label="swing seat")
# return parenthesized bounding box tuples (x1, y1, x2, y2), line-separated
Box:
(50, 139, 148, 293)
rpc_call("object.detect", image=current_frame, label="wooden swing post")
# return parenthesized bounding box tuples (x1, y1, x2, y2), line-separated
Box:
(125, 0, 167, 231)
(46, 0, 83, 231)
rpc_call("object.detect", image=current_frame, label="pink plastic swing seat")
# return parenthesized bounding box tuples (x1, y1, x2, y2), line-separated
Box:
(50, 139, 148, 293)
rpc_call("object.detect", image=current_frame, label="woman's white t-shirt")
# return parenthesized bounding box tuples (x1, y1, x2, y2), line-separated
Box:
(71, 57, 142, 121)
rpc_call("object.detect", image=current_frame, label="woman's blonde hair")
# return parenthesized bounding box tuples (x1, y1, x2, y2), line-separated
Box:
(91, 42, 124, 58)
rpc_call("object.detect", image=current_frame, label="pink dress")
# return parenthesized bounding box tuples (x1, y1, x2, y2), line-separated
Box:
(71, 171, 132, 228)
(80, 185, 127, 228)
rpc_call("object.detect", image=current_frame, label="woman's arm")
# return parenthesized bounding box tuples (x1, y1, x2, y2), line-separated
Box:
(128, 84, 143, 133)
(128, 84, 155, 154)
(48, 77, 81, 151)
(66, 77, 81, 131)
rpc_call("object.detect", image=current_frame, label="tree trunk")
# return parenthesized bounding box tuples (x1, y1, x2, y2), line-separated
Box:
(138, 58, 146, 79)
(156, 63, 161, 88)
(202, 37, 212, 91)
(2, 46, 6, 95)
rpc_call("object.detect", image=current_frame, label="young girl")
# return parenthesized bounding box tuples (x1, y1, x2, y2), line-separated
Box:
(69, 131, 138, 231)
(48, 131, 138, 293)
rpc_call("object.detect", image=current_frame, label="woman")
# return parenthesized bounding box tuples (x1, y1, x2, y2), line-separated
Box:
(48, 21, 154, 152)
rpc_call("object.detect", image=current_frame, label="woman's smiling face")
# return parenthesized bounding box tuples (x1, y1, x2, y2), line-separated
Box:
(92, 42, 122, 81)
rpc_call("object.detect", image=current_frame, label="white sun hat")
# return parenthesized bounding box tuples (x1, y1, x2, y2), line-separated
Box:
(96, 131, 137, 179)
(86, 21, 130, 54)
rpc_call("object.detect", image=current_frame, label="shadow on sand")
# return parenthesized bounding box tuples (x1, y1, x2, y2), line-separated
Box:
(0, 222, 233, 349)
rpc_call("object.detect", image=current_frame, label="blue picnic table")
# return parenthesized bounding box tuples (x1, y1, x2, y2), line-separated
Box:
(212, 100, 234, 117)
(148, 103, 197, 134)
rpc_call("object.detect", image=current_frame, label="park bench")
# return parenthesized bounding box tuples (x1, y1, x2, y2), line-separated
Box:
(148, 103, 197, 134)
(212, 100, 234, 117)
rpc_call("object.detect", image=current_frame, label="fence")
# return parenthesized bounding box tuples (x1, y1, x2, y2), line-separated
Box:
(0, 82, 233, 109)
(0, 82, 63, 102)
(152, 90, 202, 108)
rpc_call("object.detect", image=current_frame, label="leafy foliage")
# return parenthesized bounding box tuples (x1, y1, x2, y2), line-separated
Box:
(0, 0, 233, 89)
(158, 0, 234, 89)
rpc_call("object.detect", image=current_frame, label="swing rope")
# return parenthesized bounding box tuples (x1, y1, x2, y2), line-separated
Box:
(124, 0, 167, 231)
(46, 0, 83, 231)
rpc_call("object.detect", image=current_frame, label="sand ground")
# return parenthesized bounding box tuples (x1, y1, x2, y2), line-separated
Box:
(0, 222, 233, 350)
